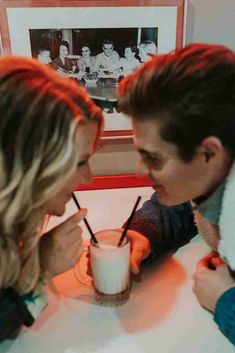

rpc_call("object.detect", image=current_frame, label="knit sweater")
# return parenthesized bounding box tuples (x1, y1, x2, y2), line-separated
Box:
(193, 161, 235, 271)
(127, 190, 235, 345)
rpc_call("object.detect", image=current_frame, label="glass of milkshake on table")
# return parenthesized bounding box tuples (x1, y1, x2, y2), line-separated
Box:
(90, 229, 131, 306)
(74, 229, 131, 306)
(73, 195, 141, 306)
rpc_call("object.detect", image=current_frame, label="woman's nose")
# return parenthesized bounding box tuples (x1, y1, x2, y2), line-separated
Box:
(80, 163, 92, 185)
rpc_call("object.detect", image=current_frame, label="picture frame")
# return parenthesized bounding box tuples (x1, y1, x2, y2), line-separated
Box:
(0, 0, 185, 139)
(0, 32, 2, 56)
(0, 0, 184, 189)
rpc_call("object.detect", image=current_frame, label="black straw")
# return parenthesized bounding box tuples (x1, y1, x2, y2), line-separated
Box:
(118, 196, 142, 247)
(72, 193, 98, 244)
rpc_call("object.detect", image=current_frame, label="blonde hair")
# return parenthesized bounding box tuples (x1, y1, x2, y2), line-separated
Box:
(0, 56, 103, 293)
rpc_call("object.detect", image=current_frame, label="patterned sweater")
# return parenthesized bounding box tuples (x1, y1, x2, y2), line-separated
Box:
(127, 182, 235, 345)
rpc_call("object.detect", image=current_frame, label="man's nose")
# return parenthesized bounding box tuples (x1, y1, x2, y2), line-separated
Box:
(136, 158, 149, 177)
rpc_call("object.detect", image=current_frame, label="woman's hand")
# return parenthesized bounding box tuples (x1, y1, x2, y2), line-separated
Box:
(40, 209, 87, 280)
(193, 252, 235, 313)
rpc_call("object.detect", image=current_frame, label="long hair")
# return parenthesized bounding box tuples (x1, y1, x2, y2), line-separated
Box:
(0, 56, 103, 293)
(118, 43, 235, 161)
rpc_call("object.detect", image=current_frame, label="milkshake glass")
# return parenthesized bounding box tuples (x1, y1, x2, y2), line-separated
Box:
(90, 229, 131, 306)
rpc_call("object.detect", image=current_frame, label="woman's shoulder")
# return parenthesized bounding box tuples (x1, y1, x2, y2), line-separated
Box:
(52, 56, 61, 63)
(120, 57, 127, 63)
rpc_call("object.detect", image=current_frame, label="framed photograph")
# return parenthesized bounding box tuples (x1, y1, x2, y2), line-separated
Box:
(0, 33, 2, 56)
(0, 0, 185, 138)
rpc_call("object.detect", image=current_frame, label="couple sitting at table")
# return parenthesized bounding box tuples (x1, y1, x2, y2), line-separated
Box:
(75, 40, 120, 81)
(1, 43, 235, 346)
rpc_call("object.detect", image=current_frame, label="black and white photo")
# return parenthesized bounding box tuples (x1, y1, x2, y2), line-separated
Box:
(6, 5, 178, 135)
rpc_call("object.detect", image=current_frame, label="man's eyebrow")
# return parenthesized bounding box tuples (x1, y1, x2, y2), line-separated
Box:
(137, 148, 160, 158)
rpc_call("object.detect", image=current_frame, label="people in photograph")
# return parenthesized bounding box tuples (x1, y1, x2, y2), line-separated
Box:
(137, 40, 157, 63)
(119, 45, 141, 76)
(50, 40, 74, 75)
(36, 48, 52, 65)
(50, 30, 63, 60)
(118, 43, 235, 345)
(0, 55, 103, 342)
(77, 46, 96, 78)
(93, 39, 121, 114)
(95, 39, 120, 74)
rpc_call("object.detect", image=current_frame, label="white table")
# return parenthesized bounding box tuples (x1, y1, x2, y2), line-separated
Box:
(1, 187, 234, 353)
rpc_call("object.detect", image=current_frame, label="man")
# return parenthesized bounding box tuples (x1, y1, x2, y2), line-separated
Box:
(37, 48, 52, 65)
(95, 39, 120, 73)
(118, 43, 235, 345)
(94, 39, 120, 114)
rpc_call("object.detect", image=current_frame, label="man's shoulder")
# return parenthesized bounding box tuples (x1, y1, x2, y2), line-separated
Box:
(96, 52, 104, 59)
(112, 51, 120, 59)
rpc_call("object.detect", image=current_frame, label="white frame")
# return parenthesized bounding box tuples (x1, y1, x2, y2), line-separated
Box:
(0, 32, 2, 56)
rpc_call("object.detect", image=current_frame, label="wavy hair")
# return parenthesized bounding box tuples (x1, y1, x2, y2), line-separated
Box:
(0, 56, 103, 293)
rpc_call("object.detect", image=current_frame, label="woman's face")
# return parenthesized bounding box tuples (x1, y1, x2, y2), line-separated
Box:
(46, 122, 99, 216)
(59, 45, 69, 58)
(82, 47, 91, 58)
(138, 44, 146, 58)
(124, 48, 135, 60)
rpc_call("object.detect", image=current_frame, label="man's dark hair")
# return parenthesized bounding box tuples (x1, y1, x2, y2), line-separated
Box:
(118, 43, 235, 161)
(102, 39, 114, 47)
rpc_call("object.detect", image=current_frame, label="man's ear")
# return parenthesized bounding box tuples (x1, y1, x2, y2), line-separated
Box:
(199, 137, 223, 162)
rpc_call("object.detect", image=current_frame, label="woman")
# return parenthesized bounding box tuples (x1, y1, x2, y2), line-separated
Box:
(50, 40, 74, 74)
(119, 45, 140, 76)
(0, 55, 103, 341)
(77, 46, 96, 77)
(137, 40, 157, 63)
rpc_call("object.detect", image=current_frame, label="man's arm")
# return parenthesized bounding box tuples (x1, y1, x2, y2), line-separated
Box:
(126, 192, 198, 260)
(215, 287, 235, 345)
(94, 53, 103, 71)
(193, 254, 235, 346)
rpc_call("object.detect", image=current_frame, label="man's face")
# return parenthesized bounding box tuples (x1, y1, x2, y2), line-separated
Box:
(132, 118, 221, 206)
(103, 44, 114, 57)
(38, 50, 51, 65)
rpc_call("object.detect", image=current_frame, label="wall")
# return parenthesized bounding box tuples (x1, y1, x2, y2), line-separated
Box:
(92, 0, 235, 176)
(185, 0, 235, 50)
(90, 137, 137, 175)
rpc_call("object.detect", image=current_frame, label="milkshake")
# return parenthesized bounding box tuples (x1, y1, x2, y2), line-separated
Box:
(90, 229, 130, 306)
